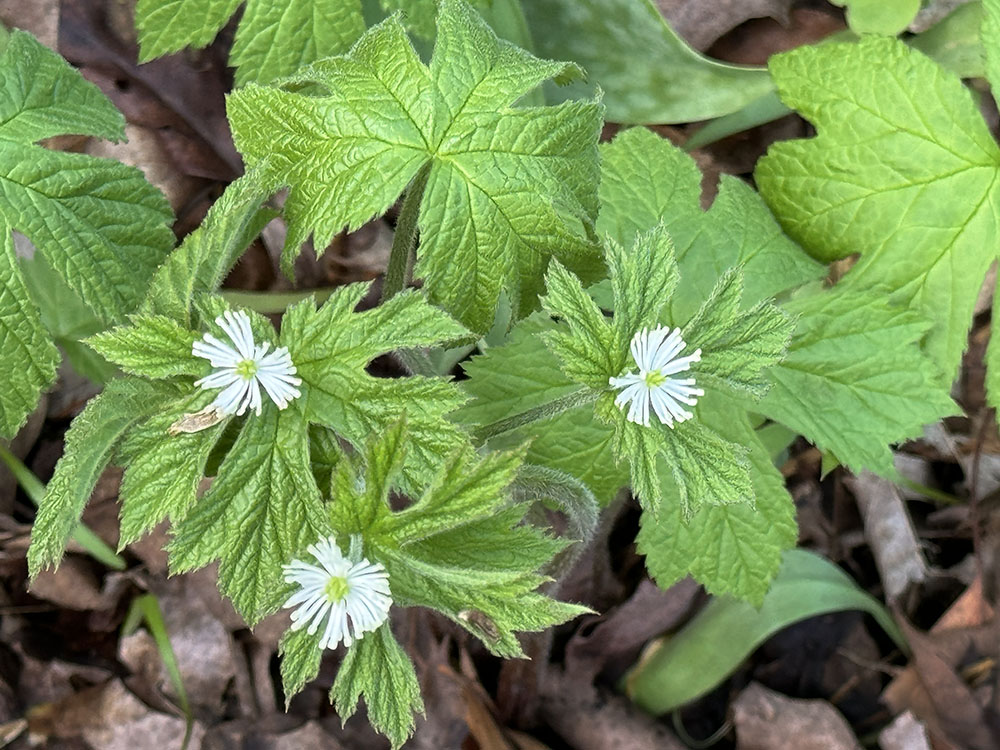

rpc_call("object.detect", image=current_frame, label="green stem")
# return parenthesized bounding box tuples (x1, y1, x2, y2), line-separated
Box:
(0, 444, 125, 571)
(897, 476, 963, 506)
(382, 163, 431, 303)
(472, 388, 598, 445)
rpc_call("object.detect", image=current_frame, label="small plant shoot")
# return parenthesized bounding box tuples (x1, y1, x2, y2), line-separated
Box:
(10, 0, 983, 743)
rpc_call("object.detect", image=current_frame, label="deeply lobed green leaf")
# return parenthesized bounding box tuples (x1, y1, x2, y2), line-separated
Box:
(228, 0, 603, 332)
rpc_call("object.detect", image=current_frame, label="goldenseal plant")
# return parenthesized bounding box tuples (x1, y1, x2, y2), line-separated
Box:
(12, 0, 966, 744)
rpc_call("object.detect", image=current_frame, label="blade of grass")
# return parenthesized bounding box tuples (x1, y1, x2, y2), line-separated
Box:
(123, 594, 193, 749)
(0, 444, 125, 571)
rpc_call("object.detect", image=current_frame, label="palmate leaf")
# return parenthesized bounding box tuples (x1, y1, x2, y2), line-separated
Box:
(637, 392, 798, 606)
(0, 31, 174, 436)
(134, 0, 366, 86)
(228, 0, 603, 332)
(280, 422, 584, 747)
(453, 316, 795, 602)
(169, 399, 326, 621)
(453, 314, 630, 505)
(759, 287, 957, 474)
(755, 35, 1000, 408)
(27, 378, 180, 577)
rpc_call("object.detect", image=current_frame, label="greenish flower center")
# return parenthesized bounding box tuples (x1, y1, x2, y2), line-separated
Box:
(235, 358, 258, 380)
(643, 369, 666, 388)
(324, 576, 350, 603)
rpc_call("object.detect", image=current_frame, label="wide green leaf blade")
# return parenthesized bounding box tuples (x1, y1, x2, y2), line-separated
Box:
(637, 393, 797, 604)
(282, 289, 470, 491)
(135, 0, 241, 61)
(136, 0, 364, 85)
(330, 623, 423, 750)
(28, 378, 172, 576)
(524, 0, 774, 124)
(229, 0, 602, 332)
(0, 220, 59, 436)
(598, 127, 823, 322)
(760, 287, 958, 475)
(0, 31, 174, 326)
(626, 549, 907, 714)
(169, 401, 326, 623)
(756, 37, 1000, 393)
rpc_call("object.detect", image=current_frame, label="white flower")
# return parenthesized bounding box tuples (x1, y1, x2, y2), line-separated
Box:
(609, 326, 704, 428)
(192, 310, 302, 416)
(282, 537, 392, 650)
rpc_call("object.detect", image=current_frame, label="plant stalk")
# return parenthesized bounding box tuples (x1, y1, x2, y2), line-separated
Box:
(472, 388, 598, 445)
(382, 163, 431, 303)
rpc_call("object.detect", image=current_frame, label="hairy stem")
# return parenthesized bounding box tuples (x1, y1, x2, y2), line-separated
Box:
(382, 163, 431, 303)
(472, 388, 598, 445)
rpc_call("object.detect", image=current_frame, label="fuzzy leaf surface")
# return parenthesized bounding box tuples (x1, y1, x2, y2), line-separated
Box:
(0, 221, 59, 436)
(116, 389, 226, 547)
(331, 624, 423, 750)
(281, 287, 470, 491)
(169, 401, 326, 622)
(229, 0, 602, 331)
(280, 424, 584, 745)
(135, 0, 365, 85)
(637, 393, 798, 605)
(598, 127, 823, 322)
(87, 314, 201, 379)
(541, 226, 789, 513)
(27, 379, 174, 576)
(453, 315, 628, 504)
(330, 428, 585, 658)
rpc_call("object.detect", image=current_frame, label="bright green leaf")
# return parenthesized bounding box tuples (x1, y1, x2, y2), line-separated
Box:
(831, 0, 920, 35)
(636, 392, 797, 604)
(282, 288, 470, 492)
(169, 400, 326, 623)
(0, 31, 174, 325)
(228, 0, 602, 332)
(331, 623, 423, 750)
(87, 314, 201, 380)
(142, 171, 277, 327)
(135, 0, 365, 85)
(755, 37, 1000, 399)
(542, 226, 765, 513)
(0, 221, 59, 436)
(27, 378, 175, 577)
(598, 127, 823, 322)
(760, 287, 958, 476)
(453, 315, 628, 504)
(116, 389, 227, 547)
(684, 268, 793, 400)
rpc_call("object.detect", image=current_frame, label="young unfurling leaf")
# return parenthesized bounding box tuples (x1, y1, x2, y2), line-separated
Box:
(541, 224, 792, 515)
